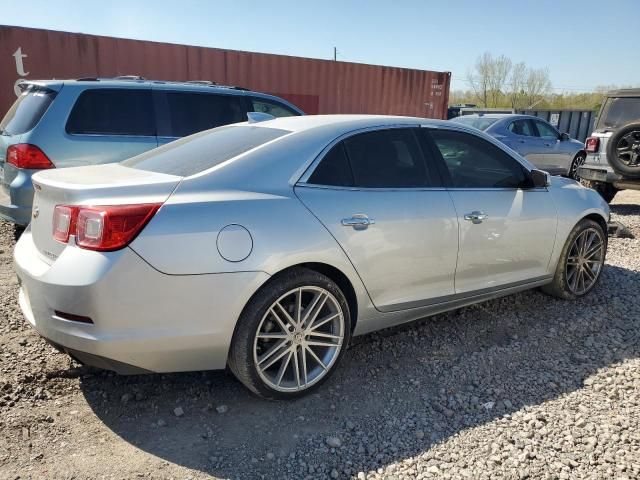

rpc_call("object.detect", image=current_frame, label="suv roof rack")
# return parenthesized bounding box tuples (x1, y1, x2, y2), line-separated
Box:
(114, 75, 146, 81)
(184, 80, 218, 86)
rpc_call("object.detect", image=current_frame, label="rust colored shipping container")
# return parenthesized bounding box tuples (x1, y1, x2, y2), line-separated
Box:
(0, 25, 450, 119)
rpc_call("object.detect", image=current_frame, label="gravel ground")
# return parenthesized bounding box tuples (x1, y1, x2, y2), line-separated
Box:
(1, 190, 640, 480)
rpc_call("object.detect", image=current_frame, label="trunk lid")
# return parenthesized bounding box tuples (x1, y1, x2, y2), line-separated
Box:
(30, 163, 181, 262)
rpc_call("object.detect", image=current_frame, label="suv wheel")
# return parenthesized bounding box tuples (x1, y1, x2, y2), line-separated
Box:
(606, 121, 640, 178)
(579, 179, 618, 203)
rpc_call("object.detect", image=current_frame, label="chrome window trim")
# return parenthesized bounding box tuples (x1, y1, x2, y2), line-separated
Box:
(296, 123, 421, 186)
(295, 182, 447, 192)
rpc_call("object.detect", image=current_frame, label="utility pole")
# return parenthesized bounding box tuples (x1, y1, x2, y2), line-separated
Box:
(333, 47, 337, 61)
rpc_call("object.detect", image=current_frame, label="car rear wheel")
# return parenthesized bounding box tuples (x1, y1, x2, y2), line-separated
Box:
(606, 122, 640, 178)
(569, 152, 586, 180)
(542, 218, 606, 300)
(228, 268, 351, 400)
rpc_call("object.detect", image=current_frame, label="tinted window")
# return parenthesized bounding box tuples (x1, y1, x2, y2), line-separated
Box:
(252, 98, 298, 118)
(0, 87, 56, 136)
(308, 143, 354, 187)
(596, 97, 640, 130)
(66, 89, 155, 136)
(161, 92, 245, 137)
(508, 120, 536, 136)
(343, 129, 431, 188)
(450, 116, 500, 131)
(430, 130, 532, 189)
(122, 125, 289, 177)
(534, 120, 559, 139)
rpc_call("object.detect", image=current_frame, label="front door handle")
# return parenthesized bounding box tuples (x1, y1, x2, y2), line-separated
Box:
(341, 214, 375, 230)
(464, 211, 488, 224)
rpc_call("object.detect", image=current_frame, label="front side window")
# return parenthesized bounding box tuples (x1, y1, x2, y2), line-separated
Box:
(429, 129, 532, 189)
(161, 92, 245, 137)
(66, 89, 155, 136)
(534, 120, 559, 139)
(508, 120, 535, 137)
(251, 98, 298, 118)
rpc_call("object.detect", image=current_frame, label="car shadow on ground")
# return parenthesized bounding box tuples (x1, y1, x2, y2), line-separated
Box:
(78, 264, 639, 479)
(610, 203, 640, 217)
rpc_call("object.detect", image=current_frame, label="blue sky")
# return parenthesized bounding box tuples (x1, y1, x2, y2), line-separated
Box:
(1, 0, 637, 92)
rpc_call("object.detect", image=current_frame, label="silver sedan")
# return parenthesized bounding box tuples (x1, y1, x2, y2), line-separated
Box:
(14, 115, 609, 400)
(450, 114, 587, 179)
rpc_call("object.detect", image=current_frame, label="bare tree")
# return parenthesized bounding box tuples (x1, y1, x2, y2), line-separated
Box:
(467, 52, 492, 107)
(523, 68, 552, 108)
(509, 62, 527, 109)
(487, 55, 512, 107)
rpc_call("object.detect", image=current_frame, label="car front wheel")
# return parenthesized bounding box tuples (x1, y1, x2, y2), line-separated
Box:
(228, 268, 351, 400)
(542, 218, 607, 300)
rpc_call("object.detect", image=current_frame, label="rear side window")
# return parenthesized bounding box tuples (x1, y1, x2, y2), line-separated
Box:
(0, 88, 56, 136)
(66, 89, 155, 136)
(251, 98, 298, 118)
(596, 97, 640, 130)
(161, 92, 246, 137)
(344, 129, 431, 188)
(122, 125, 289, 177)
(429, 129, 532, 189)
(308, 143, 354, 187)
(508, 120, 536, 136)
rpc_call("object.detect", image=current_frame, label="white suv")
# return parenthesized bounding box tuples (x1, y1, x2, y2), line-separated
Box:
(578, 89, 640, 202)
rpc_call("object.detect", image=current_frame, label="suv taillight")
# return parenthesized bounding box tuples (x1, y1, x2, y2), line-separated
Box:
(6, 144, 54, 169)
(52, 204, 161, 251)
(585, 137, 600, 153)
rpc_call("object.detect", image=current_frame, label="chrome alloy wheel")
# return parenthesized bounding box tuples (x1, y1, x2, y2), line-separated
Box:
(565, 227, 605, 295)
(253, 286, 345, 392)
(570, 153, 586, 179)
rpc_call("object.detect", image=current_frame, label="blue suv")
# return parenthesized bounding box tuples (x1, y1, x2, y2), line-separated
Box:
(0, 77, 303, 225)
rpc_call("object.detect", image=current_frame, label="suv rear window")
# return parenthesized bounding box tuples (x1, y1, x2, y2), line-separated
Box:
(122, 125, 289, 176)
(160, 92, 246, 137)
(66, 89, 155, 136)
(0, 87, 56, 136)
(596, 97, 640, 130)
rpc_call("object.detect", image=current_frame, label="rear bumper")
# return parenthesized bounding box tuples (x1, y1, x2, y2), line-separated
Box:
(0, 168, 36, 225)
(578, 164, 621, 184)
(14, 229, 269, 373)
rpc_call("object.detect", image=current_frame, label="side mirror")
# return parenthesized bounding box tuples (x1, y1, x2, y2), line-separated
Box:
(560, 132, 570, 141)
(531, 169, 551, 188)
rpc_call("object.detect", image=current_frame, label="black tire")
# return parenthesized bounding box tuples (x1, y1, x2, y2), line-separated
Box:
(579, 179, 618, 203)
(569, 152, 586, 180)
(228, 268, 351, 400)
(606, 121, 640, 178)
(542, 218, 607, 300)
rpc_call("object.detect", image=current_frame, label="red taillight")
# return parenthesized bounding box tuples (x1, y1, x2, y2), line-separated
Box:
(6, 144, 54, 169)
(585, 137, 600, 153)
(52, 204, 161, 251)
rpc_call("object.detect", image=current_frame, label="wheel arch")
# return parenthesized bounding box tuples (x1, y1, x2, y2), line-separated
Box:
(582, 212, 608, 236)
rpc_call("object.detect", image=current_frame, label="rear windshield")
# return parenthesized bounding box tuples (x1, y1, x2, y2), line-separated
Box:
(121, 125, 290, 176)
(596, 97, 640, 130)
(450, 116, 500, 131)
(0, 87, 56, 136)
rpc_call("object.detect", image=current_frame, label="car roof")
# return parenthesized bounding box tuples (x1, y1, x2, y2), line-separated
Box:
(19, 77, 293, 101)
(245, 114, 450, 133)
(606, 88, 640, 98)
(455, 113, 540, 121)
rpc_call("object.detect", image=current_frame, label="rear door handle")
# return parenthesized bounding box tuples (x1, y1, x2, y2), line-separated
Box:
(341, 214, 375, 230)
(464, 211, 488, 224)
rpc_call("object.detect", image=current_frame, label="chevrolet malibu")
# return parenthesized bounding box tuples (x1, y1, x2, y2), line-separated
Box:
(14, 115, 610, 400)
